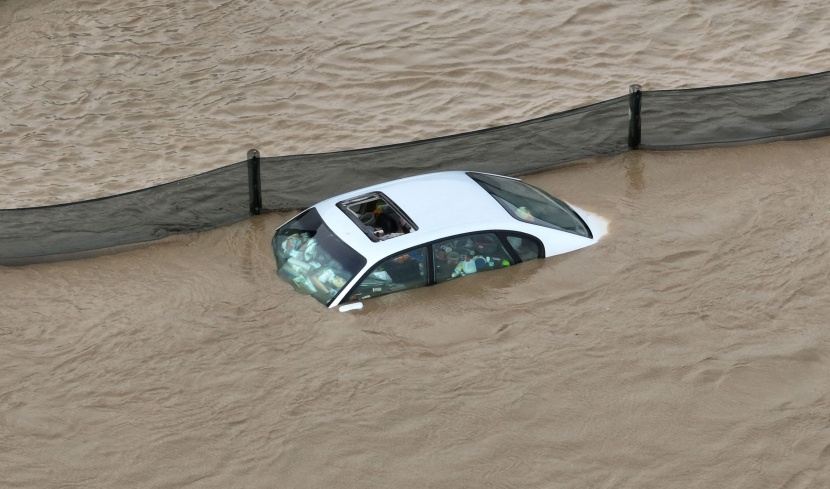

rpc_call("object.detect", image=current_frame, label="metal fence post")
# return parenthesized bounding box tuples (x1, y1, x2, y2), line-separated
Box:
(628, 84, 642, 150)
(247, 148, 262, 215)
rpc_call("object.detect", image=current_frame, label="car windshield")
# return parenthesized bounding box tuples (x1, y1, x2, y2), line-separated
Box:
(272, 208, 367, 306)
(467, 172, 592, 238)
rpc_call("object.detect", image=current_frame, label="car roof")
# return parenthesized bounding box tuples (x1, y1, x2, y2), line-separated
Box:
(313, 171, 522, 262)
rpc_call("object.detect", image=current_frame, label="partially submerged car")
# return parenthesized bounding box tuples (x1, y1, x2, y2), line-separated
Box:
(272, 171, 607, 309)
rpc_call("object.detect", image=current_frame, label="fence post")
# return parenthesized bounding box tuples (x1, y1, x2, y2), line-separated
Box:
(628, 84, 642, 150)
(247, 148, 262, 215)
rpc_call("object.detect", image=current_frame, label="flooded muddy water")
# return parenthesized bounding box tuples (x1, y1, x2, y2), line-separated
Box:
(1, 1, 829, 487)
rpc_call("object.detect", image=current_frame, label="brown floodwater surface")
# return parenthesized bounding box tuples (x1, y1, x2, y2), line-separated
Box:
(2, 140, 829, 488)
(1, 0, 829, 207)
(1, 0, 829, 487)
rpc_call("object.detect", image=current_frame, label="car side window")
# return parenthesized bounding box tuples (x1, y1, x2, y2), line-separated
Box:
(432, 233, 514, 283)
(506, 235, 541, 262)
(349, 248, 427, 300)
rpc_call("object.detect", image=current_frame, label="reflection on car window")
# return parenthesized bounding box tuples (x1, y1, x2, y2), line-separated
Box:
(467, 173, 592, 238)
(272, 208, 366, 306)
(433, 233, 513, 284)
(506, 235, 541, 262)
(349, 248, 428, 301)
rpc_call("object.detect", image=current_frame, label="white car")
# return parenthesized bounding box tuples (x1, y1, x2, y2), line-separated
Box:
(271, 171, 607, 309)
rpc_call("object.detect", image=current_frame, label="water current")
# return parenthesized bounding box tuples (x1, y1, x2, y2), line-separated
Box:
(1, 1, 829, 488)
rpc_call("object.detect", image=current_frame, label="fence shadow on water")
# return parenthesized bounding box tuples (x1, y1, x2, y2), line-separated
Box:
(2, 71, 829, 265)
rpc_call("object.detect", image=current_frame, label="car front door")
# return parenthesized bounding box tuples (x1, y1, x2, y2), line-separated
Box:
(431, 232, 516, 283)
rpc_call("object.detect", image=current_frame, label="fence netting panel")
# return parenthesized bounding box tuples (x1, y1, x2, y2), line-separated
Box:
(641, 71, 830, 149)
(0, 162, 250, 264)
(260, 96, 630, 210)
(0, 97, 629, 263)
(4, 68, 830, 264)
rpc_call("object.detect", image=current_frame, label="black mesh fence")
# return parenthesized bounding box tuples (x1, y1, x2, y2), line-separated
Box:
(0, 162, 252, 264)
(261, 96, 630, 210)
(641, 71, 830, 149)
(2, 71, 829, 264)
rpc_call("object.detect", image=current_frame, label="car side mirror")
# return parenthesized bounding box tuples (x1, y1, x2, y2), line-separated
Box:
(339, 302, 363, 313)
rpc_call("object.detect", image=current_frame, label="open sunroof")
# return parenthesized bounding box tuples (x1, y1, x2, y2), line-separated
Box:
(337, 192, 418, 242)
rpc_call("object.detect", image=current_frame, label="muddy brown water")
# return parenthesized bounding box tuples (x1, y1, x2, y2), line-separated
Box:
(2, 1, 830, 488)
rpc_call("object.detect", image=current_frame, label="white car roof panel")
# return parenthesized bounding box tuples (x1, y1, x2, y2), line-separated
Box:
(315, 171, 517, 263)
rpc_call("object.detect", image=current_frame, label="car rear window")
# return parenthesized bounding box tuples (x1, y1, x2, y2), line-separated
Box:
(466, 172, 592, 238)
(272, 208, 367, 306)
